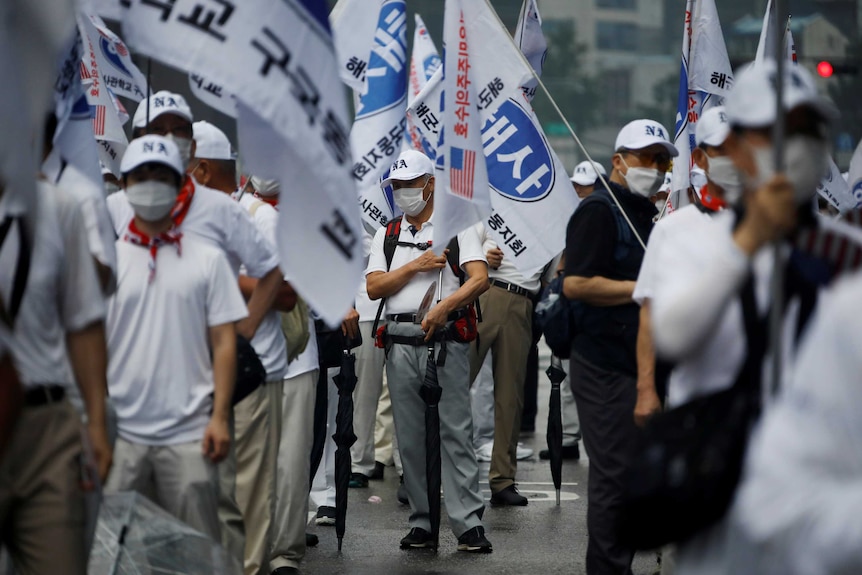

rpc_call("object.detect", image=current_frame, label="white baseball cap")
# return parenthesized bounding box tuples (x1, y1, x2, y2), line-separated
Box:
(614, 119, 679, 157)
(570, 160, 607, 185)
(193, 121, 234, 160)
(132, 90, 194, 129)
(250, 176, 280, 196)
(725, 60, 838, 128)
(382, 150, 434, 188)
(120, 135, 185, 178)
(695, 106, 731, 148)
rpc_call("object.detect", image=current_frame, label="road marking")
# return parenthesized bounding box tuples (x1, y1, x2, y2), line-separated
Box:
(482, 489, 581, 503)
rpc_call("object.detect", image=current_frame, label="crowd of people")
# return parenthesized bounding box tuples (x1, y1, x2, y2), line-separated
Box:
(1, 54, 861, 575)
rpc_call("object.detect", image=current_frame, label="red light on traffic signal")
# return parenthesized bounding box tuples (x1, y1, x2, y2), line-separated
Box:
(817, 61, 834, 77)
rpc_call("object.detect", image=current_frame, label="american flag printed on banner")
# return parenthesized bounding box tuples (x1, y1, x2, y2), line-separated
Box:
(450, 146, 476, 199)
(92, 104, 106, 136)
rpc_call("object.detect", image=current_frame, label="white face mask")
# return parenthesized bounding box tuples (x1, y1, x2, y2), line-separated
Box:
(394, 178, 430, 216)
(126, 180, 179, 222)
(620, 157, 665, 198)
(706, 155, 743, 205)
(165, 134, 193, 169)
(746, 136, 829, 205)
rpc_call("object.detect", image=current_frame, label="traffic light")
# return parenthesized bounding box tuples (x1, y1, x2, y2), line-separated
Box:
(816, 60, 858, 77)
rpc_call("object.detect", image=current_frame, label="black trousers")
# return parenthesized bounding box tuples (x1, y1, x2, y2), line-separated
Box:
(570, 351, 638, 575)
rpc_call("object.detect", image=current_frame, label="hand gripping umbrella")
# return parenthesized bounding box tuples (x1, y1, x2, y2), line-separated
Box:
(546, 355, 567, 506)
(417, 278, 443, 549)
(332, 342, 359, 551)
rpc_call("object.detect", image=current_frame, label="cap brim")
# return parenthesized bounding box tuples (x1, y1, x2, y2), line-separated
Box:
(381, 170, 429, 189)
(570, 175, 595, 185)
(621, 137, 679, 157)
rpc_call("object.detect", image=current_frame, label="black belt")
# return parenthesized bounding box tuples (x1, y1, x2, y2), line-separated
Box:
(24, 385, 65, 407)
(490, 279, 531, 298)
(386, 309, 468, 323)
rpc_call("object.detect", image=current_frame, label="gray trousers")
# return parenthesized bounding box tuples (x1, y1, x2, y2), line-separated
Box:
(350, 321, 385, 476)
(386, 321, 485, 537)
(570, 351, 637, 575)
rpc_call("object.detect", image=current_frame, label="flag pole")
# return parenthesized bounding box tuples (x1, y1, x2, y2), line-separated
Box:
(479, 0, 647, 250)
(145, 58, 152, 129)
(769, 0, 787, 394)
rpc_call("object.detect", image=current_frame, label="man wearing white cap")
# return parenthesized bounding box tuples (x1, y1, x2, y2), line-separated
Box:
(570, 160, 607, 199)
(563, 118, 676, 574)
(648, 61, 861, 574)
(366, 149, 492, 552)
(192, 121, 294, 575)
(632, 106, 735, 431)
(104, 135, 247, 542)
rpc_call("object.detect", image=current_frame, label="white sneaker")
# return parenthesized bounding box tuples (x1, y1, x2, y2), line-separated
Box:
(516, 443, 534, 460)
(474, 442, 493, 462)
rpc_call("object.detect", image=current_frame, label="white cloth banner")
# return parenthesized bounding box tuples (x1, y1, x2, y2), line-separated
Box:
(817, 158, 858, 213)
(670, 0, 732, 202)
(513, 0, 546, 102)
(188, 72, 237, 118)
(331, 0, 383, 94)
(123, 0, 362, 327)
(79, 14, 128, 145)
(82, 13, 148, 101)
(91, 0, 123, 21)
(406, 13, 441, 156)
(346, 0, 408, 233)
(755, 0, 777, 65)
(848, 141, 862, 209)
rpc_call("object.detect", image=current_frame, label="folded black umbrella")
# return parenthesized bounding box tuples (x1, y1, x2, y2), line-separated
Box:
(546, 355, 567, 506)
(332, 348, 358, 551)
(418, 343, 443, 550)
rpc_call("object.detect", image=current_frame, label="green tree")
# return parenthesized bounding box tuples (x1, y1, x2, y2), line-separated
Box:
(632, 71, 679, 130)
(531, 21, 601, 133)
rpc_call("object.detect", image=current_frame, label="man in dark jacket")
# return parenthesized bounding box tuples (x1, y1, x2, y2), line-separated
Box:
(563, 119, 677, 575)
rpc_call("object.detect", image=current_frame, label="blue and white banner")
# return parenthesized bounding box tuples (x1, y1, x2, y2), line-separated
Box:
(331, 0, 384, 94)
(670, 0, 732, 206)
(123, 0, 363, 327)
(406, 13, 441, 156)
(344, 0, 408, 233)
(82, 13, 148, 102)
(848, 142, 862, 209)
(514, 0, 547, 102)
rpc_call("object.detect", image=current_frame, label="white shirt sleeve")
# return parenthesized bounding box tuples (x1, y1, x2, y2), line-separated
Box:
(732, 274, 862, 575)
(365, 225, 388, 275)
(105, 190, 133, 236)
(56, 192, 106, 332)
(224, 200, 280, 278)
(633, 220, 664, 305)
(651, 223, 750, 360)
(206, 250, 251, 327)
(456, 224, 488, 267)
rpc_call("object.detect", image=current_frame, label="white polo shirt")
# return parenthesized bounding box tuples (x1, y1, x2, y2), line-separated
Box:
(107, 180, 279, 278)
(2, 183, 106, 389)
(107, 235, 248, 445)
(366, 216, 486, 315)
(356, 229, 380, 322)
(237, 194, 288, 381)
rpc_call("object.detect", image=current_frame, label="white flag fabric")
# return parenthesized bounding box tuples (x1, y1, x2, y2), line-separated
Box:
(406, 13, 441, 156)
(817, 158, 858, 213)
(785, 21, 797, 63)
(189, 72, 237, 118)
(670, 0, 732, 202)
(91, 0, 123, 21)
(513, 0, 546, 102)
(844, 141, 862, 209)
(347, 0, 408, 234)
(406, 65, 444, 159)
(81, 13, 148, 101)
(79, 15, 128, 146)
(331, 0, 383, 94)
(755, 0, 777, 65)
(123, 0, 363, 327)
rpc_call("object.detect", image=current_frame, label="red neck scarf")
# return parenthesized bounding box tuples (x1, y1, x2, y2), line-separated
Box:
(698, 185, 726, 212)
(122, 177, 193, 283)
(171, 176, 196, 227)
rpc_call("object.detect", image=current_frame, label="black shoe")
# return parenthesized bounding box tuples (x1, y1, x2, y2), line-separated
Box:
(271, 568, 300, 575)
(315, 506, 336, 526)
(490, 485, 528, 506)
(457, 526, 492, 553)
(349, 472, 369, 488)
(539, 443, 580, 461)
(369, 461, 385, 480)
(397, 475, 409, 505)
(305, 533, 319, 547)
(399, 527, 436, 549)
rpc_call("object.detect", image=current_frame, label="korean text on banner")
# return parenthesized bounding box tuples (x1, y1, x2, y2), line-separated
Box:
(331, 0, 383, 93)
(188, 72, 237, 118)
(347, 0, 408, 233)
(83, 13, 148, 101)
(123, 0, 362, 327)
(406, 13, 441, 156)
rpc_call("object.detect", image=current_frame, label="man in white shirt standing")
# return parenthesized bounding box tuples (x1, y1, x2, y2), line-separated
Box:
(104, 136, 247, 541)
(192, 122, 294, 575)
(367, 150, 491, 553)
(0, 177, 112, 574)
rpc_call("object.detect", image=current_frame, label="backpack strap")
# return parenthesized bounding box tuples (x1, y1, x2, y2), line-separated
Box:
(372, 217, 404, 334)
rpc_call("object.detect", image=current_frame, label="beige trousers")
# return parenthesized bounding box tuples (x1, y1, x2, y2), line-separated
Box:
(269, 369, 317, 572)
(373, 370, 402, 474)
(105, 437, 221, 541)
(0, 400, 87, 575)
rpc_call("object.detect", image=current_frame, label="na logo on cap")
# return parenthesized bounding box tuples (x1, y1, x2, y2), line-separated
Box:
(393, 159, 408, 170)
(142, 141, 169, 155)
(645, 124, 667, 140)
(576, 165, 588, 174)
(153, 95, 181, 109)
(718, 111, 728, 124)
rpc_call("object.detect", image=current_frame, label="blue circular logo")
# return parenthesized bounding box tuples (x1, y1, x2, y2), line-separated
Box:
(483, 98, 555, 202)
(423, 54, 441, 81)
(355, 1, 407, 120)
(99, 36, 132, 77)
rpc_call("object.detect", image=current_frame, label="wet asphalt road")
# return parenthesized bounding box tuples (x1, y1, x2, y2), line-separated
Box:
(302, 348, 660, 575)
